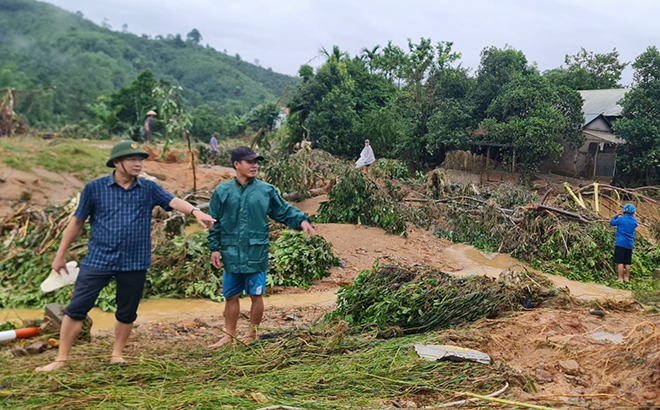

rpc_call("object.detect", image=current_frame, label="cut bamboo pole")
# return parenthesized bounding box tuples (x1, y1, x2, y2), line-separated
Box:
(594, 182, 600, 213)
(564, 182, 586, 209)
(431, 382, 508, 408)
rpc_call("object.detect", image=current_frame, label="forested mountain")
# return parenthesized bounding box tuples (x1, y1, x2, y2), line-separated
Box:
(0, 0, 294, 127)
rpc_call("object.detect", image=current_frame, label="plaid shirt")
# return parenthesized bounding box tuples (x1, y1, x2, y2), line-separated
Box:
(74, 173, 174, 271)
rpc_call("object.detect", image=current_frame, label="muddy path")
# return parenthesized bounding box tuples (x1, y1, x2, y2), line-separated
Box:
(2, 292, 336, 331)
(444, 244, 632, 300)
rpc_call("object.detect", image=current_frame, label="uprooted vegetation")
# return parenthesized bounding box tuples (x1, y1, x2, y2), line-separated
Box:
(316, 168, 408, 235)
(331, 263, 568, 333)
(3, 139, 659, 309)
(261, 148, 349, 201)
(0, 321, 526, 410)
(2, 287, 658, 409)
(269, 231, 341, 287)
(0, 198, 339, 311)
(398, 173, 660, 297)
(2, 144, 660, 409)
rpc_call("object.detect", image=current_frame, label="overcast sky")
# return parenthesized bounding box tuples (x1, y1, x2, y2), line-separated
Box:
(45, 0, 659, 85)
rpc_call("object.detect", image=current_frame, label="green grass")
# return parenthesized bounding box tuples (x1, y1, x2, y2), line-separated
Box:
(34, 144, 108, 180)
(1, 155, 31, 172)
(0, 141, 31, 153)
(634, 288, 660, 306)
(0, 138, 110, 181)
(0, 328, 519, 410)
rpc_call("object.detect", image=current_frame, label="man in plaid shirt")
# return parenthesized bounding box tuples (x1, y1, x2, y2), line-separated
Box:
(36, 141, 215, 372)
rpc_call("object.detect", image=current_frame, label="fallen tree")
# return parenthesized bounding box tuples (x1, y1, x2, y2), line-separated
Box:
(261, 148, 349, 201)
(403, 179, 660, 292)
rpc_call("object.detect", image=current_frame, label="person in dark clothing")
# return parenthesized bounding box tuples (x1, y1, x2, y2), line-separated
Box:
(610, 203, 639, 283)
(207, 146, 315, 347)
(36, 141, 216, 372)
(144, 110, 157, 144)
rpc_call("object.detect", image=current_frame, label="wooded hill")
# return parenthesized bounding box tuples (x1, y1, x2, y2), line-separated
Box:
(0, 0, 294, 127)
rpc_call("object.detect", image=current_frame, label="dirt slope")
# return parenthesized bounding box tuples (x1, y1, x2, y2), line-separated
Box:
(142, 162, 233, 196)
(0, 161, 234, 218)
(0, 163, 84, 218)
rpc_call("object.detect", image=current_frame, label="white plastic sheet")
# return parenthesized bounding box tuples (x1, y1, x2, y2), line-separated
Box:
(355, 145, 375, 168)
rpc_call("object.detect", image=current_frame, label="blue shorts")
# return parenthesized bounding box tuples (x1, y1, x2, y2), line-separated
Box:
(222, 271, 267, 298)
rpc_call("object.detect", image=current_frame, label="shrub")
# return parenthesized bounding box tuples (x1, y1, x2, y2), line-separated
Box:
(316, 168, 407, 235)
(269, 231, 340, 287)
(370, 159, 410, 180)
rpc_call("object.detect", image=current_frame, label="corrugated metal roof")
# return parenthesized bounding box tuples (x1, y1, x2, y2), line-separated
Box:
(584, 114, 601, 126)
(583, 129, 624, 144)
(579, 89, 629, 116)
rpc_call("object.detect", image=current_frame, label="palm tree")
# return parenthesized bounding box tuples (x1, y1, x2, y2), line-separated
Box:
(319, 45, 349, 63)
(360, 45, 381, 74)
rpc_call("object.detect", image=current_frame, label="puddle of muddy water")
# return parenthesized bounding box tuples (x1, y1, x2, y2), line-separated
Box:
(445, 243, 632, 301)
(0, 292, 337, 330)
(445, 244, 523, 278)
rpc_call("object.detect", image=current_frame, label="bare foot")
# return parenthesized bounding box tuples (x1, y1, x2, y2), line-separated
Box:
(35, 360, 67, 372)
(241, 333, 259, 344)
(110, 355, 126, 364)
(208, 335, 234, 348)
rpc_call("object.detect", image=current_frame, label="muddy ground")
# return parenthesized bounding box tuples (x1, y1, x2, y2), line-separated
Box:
(19, 301, 658, 408)
(2, 142, 658, 408)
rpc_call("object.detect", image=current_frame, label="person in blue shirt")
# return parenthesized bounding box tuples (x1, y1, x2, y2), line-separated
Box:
(609, 203, 639, 283)
(209, 134, 219, 164)
(36, 141, 216, 372)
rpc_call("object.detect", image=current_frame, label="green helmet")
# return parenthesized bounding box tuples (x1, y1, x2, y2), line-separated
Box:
(106, 141, 149, 168)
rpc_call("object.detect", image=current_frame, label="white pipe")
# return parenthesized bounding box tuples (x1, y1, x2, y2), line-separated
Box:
(0, 330, 17, 342)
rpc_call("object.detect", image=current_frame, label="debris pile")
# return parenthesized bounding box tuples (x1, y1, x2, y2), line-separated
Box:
(404, 178, 660, 291)
(331, 263, 567, 333)
(269, 231, 340, 287)
(0, 197, 84, 309)
(316, 168, 407, 235)
(261, 148, 348, 201)
(0, 197, 341, 311)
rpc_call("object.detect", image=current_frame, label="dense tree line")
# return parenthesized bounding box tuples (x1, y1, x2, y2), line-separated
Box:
(613, 46, 660, 184)
(286, 41, 637, 171)
(0, 0, 293, 128)
(84, 69, 280, 142)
